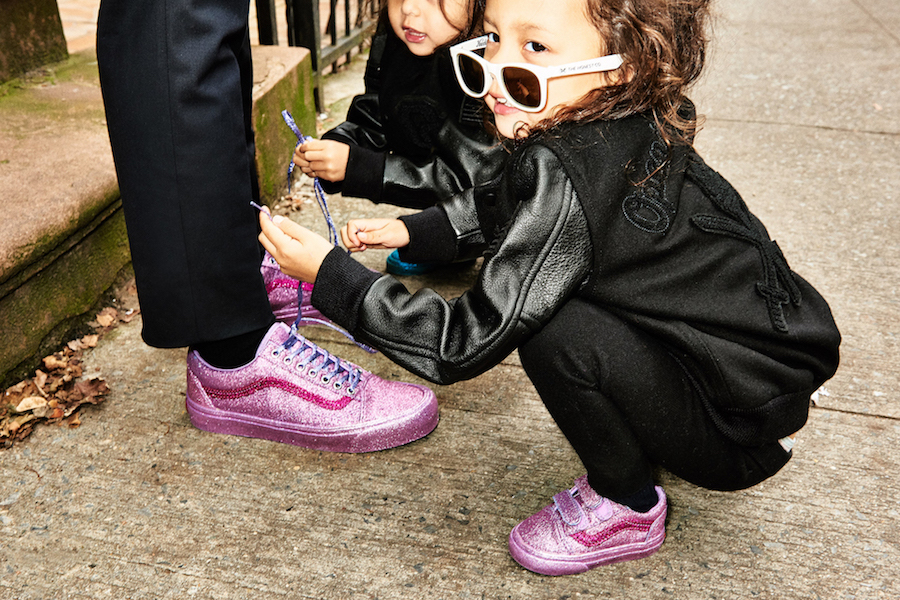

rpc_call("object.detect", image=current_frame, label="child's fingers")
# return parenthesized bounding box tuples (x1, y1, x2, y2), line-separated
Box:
(258, 210, 286, 246)
(258, 230, 277, 258)
(273, 214, 312, 240)
(300, 138, 324, 151)
(259, 212, 305, 251)
(339, 223, 358, 250)
(302, 150, 333, 170)
(357, 219, 410, 250)
(296, 150, 329, 177)
(258, 213, 332, 283)
(340, 222, 368, 252)
(355, 227, 398, 249)
(258, 213, 280, 256)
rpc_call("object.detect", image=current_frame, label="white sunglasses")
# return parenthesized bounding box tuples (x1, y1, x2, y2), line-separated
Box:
(450, 35, 624, 113)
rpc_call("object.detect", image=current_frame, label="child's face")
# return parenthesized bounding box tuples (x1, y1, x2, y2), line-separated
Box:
(388, 0, 467, 57)
(482, 0, 606, 138)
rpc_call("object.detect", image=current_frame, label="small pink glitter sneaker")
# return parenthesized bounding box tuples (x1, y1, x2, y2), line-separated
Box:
(186, 323, 439, 452)
(508, 475, 667, 576)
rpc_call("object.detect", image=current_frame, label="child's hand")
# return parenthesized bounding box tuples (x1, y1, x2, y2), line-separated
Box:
(341, 219, 410, 252)
(258, 209, 334, 283)
(293, 139, 350, 182)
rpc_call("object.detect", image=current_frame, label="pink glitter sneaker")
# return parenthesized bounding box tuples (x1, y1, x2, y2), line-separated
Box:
(185, 323, 439, 452)
(508, 476, 667, 575)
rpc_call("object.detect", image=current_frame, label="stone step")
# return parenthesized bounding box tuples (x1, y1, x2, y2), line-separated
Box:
(0, 45, 316, 386)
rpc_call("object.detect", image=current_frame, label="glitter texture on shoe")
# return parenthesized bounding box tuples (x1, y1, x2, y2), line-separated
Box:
(186, 323, 438, 452)
(261, 252, 375, 352)
(508, 475, 667, 575)
(261, 252, 326, 325)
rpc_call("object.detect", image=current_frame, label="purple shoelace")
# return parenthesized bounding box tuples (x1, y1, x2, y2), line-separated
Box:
(274, 324, 362, 395)
(261, 110, 376, 355)
(282, 109, 339, 246)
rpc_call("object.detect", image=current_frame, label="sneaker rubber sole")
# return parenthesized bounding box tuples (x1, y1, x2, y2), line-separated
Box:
(508, 521, 665, 575)
(185, 389, 439, 453)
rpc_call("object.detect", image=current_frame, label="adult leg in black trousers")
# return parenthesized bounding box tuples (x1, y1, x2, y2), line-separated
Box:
(518, 298, 790, 510)
(97, 0, 274, 363)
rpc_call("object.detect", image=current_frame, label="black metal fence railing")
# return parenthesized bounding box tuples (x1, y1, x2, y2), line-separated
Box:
(254, 0, 381, 111)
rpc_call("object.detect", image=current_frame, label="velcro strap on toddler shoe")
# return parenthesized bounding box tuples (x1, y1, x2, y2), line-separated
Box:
(553, 490, 585, 528)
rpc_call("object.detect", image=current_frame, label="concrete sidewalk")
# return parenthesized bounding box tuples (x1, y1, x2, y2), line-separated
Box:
(2, 0, 899, 598)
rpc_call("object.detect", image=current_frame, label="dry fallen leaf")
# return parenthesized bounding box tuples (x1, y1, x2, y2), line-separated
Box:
(73, 378, 110, 403)
(119, 309, 139, 324)
(14, 396, 47, 413)
(43, 354, 69, 371)
(34, 369, 48, 392)
(2, 298, 124, 449)
(96, 308, 118, 328)
(5, 381, 28, 395)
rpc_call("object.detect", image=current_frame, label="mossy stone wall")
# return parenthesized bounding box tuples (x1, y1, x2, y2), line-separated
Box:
(252, 46, 317, 205)
(0, 0, 68, 83)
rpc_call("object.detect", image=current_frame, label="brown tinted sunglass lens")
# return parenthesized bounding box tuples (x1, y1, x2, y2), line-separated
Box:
(502, 67, 541, 108)
(459, 54, 486, 94)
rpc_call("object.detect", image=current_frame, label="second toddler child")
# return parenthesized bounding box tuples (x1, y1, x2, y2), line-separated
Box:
(292, 0, 507, 275)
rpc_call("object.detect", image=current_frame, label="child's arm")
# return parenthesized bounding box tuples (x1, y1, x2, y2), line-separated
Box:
(257, 212, 333, 283)
(310, 146, 592, 385)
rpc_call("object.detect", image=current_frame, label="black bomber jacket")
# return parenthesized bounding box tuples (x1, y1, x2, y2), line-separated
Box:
(312, 112, 841, 446)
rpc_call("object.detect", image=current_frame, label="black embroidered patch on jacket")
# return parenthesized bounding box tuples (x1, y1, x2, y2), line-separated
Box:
(621, 139, 675, 234)
(687, 158, 802, 333)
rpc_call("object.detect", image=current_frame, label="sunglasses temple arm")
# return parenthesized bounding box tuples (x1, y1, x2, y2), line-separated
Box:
(546, 54, 624, 77)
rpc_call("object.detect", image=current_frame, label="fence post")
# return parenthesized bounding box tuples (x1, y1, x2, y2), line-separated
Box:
(254, 0, 278, 45)
(286, 0, 325, 112)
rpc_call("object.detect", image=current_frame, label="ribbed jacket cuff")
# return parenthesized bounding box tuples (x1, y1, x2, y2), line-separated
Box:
(397, 207, 457, 263)
(311, 247, 381, 333)
(341, 146, 386, 201)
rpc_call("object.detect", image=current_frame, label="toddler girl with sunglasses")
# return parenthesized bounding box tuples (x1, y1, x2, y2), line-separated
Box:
(260, 0, 841, 576)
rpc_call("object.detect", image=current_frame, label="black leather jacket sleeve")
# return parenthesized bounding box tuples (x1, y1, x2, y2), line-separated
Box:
(396, 183, 491, 264)
(320, 93, 505, 207)
(311, 144, 593, 385)
(378, 121, 506, 208)
(322, 94, 387, 150)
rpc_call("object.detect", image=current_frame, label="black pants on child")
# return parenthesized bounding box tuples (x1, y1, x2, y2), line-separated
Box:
(519, 298, 791, 502)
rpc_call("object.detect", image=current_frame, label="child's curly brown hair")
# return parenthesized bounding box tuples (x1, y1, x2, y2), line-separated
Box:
(531, 0, 712, 146)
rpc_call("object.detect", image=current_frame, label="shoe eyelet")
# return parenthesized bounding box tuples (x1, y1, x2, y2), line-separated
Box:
(333, 381, 343, 390)
(308, 369, 318, 378)
(283, 356, 293, 364)
(272, 349, 281, 357)
(320, 375, 330, 384)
